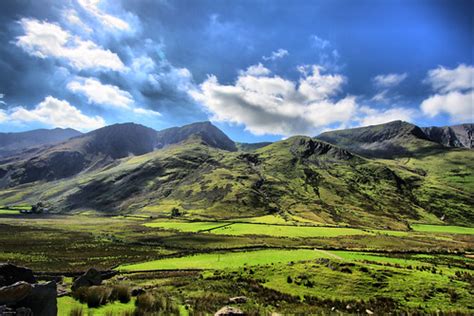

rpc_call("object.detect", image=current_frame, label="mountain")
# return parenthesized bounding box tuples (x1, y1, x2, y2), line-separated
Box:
(422, 124, 473, 149)
(156, 121, 237, 151)
(0, 123, 158, 186)
(0, 128, 82, 157)
(317, 120, 441, 158)
(0, 121, 472, 228)
(0, 122, 237, 187)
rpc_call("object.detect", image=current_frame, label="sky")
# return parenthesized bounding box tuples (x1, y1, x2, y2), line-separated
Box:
(0, 0, 472, 142)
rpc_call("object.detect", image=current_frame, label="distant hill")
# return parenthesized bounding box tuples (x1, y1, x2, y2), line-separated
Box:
(0, 128, 82, 157)
(156, 121, 237, 151)
(316, 120, 442, 158)
(422, 124, 473, 149)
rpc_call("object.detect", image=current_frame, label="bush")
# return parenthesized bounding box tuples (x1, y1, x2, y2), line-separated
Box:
(135, 293, 155, 311)
(111, 285, 131, 303)
(73, 286, 110, 307)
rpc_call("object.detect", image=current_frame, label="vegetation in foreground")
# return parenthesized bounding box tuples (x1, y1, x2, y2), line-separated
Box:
(0, 211, 472, 315)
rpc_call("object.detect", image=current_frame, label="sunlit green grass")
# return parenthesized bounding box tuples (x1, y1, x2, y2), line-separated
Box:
(118, 249, 333, 271)
(211, 223, 372, 238)
(0, 209, 19, 215)
(411, 224, 474, 235)
(144, 220, 226, 232)
(145, 220, 372, 238)
(57, 296, 136, 315)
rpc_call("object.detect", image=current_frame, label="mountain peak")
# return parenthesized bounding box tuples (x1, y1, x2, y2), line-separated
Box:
(317, 120, 436, 158)
(156, 121, 237, 151)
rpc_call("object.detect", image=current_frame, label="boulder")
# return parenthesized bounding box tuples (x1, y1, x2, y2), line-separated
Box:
(0, 281, 32, 305)
(16, 281, 57, 316)
(71, 268, 102, 291)
(215, 306, 245, 316)
(228, 296, 248, 304)
(0, 264, 36, 286)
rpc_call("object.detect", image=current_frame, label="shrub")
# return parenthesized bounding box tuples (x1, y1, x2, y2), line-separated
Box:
(135, 293, 155, 311)
(111, 285, 131, 303)
(73, 286, 110, 307)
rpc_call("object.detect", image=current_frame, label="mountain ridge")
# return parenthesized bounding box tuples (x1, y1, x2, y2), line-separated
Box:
(0, 120, 472, 228)
(0, 128, 82, 158)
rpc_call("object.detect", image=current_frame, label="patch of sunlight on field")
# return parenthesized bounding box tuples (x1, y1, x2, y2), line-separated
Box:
(117, 249, 333, 271)
(211, 223, 372, 238)
(144, 220, 226, 232)
(58, 296, 136, 315)
(0, 209, 20, 215)
(227, 214, 289, 224)
(411, 224, 474, 235)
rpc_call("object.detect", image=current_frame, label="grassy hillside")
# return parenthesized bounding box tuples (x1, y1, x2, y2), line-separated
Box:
(1, 132, 472, 228)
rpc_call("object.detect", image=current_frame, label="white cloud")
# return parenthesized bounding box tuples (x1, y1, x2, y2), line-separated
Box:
(371, 90, 389, 103)
(133, 108, 162, 116)
(298, 65, 345, 101)
(78, 0, 130, 31)
(63, 9, 93, 33)
(311, 35, 330, 49)
(16, 18, 125, 71)
(190, 64, 357, 135)
(239, 63, 271, 76)
(263, 49, 289, 61)
(0, 110, 6, 122)
(67, 77, 133, 109)
(7, 96, 105, 131)
(309, 35, 341, 71)
(425, 64, 474, 93)
(358, 106, 415, 126)
(373, 73, 408, 88)
(420, 64, 473, 122)
(421, 91, 473, 123)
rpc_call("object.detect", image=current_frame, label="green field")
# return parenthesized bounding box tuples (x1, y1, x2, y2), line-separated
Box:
(0, 209, 19, 215)
(117, 248, 449, 272)
(58, 296, 136, 315)
(144, 220, 226, 232)
(411, 224, 474, 235)
(145, 220, 372, 238)
(212, 223, 371, 237)
(118, 249, 334, 271)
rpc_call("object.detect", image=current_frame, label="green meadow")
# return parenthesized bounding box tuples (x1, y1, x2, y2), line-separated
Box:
(144, 220, 372, 238)
(118, 249, 333, 271)
(411, 224, 474, 235)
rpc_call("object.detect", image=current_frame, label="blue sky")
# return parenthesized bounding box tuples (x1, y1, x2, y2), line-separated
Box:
(0, 0, 472, 142)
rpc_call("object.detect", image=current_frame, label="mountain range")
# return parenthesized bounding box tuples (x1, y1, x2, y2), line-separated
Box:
(0, 120, 472, 229)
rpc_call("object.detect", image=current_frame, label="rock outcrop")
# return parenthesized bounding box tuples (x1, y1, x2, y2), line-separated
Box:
(0, 263, 36, 286)
(0, 264, 57, 316)
(71, 268, 102, 291)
